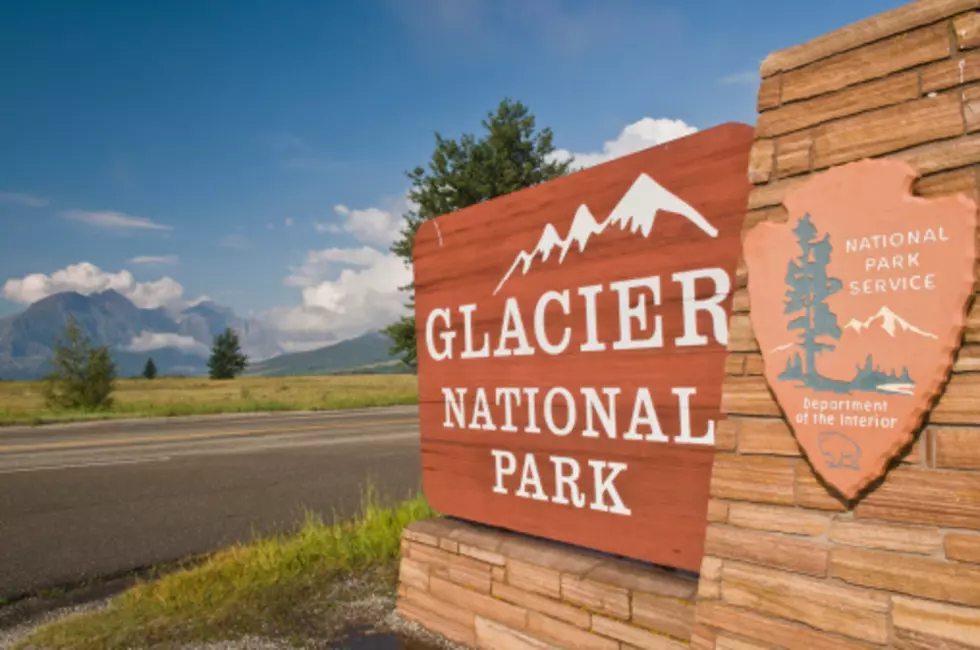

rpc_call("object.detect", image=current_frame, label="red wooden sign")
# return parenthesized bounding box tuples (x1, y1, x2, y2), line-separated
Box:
(413, 123, 753, 571)
(745, 159, 977, 501)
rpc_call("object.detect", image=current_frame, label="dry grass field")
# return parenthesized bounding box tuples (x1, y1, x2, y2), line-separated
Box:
(0, 374, 419, 426)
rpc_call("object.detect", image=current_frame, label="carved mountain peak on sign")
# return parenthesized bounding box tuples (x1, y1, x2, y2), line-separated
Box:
(843, 306, 938, 339)
(492, 173, 716, 295)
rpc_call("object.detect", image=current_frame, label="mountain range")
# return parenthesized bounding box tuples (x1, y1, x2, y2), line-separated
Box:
(842, 306, 937, 339)
(493, 173, 717, 295)
(0, 290, 402, 380)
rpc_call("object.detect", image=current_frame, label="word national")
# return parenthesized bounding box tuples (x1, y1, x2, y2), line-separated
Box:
(424, 269, 730, 517)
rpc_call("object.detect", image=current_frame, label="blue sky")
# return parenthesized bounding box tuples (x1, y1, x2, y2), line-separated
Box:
(0, 0, 904, 348)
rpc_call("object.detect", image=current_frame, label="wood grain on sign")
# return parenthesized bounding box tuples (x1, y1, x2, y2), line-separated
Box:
(413, 123, 754, 572)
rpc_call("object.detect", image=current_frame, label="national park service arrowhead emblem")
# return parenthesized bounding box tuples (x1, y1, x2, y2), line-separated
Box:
(744, 159, 977, 501)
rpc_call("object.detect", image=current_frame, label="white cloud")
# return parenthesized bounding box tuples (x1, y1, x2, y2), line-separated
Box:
(317, 196, 410, 246)
(220, 234, 251, 250)
(63, 209, 171, 230)
(284, 217, 295, 227)
(720, 70, 758, 85)
(126, 332, 209, 356)
(0, 191, 49, 208)
(2, 262, 192, 311)
(128, 255, 179, 265)
(125, 277, 186, 310)
(266, 245, 411, 341)
(550, 117, 698, 169)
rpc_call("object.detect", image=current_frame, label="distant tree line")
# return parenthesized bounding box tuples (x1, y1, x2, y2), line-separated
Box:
(42, 319, 250, 411)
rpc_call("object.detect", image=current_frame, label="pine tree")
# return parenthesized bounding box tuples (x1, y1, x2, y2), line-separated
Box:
(143, 357, 158, 380)
(784, 213, 843, 382)
(383, 98, 573, 367)
(208, 328, 248, 380)
(41, 316, 117, 410)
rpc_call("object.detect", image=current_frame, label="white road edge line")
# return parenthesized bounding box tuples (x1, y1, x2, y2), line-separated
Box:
(0, 456, 172, 474)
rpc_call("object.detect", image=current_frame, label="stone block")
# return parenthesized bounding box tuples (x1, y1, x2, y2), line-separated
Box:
(460, 543, 506, 567)
(721, 377, 781, 417)
(430, 575, 529, 629)
(746, 176, 807, 210)
(828, 520, 943, 555)
(561, 574, 630, 620)
(398, 597, 476, 647)
(757, 71, 919, 138)
(724, 355, 746, 377)
(761, 0, 974, 77)
(632, 591, 695, 640)
(492, 581, 591, 629)
(508, 559, 561, 599)
(726, 314, 759, 353)
(915, 167, 980, 202)
(736, 417, 800, 457)
(946, 532, 980, 563)
(776, 130, 813, 177)
(829, 546, 980, 606)
(585, 557, 697, 600)
(758, 76, 780, 111)
(399, 556, 430, 591)
(892, 596, 980, 649)
(890, 131, 980, 174)
(696, 600, 882, 650)
(748, 139, 775, 184)
(475, 616, 558, 650)
(704, 523, 828, 576)
(794, 460, 849, 511)
(715, 634, 774, 650)
(812, 93, 965, 169)
(714, 420, 738, 452)
(933, 426, 980, 469)
(706, 499, 729, 523)
(726, 502, 830, 536)
(781, 22, 949, 102)
(957, 10, 980, 49)
(448, 551, 494, 593)
(591, 616, 687, 650)
(923, 373, 980, 425)
(922, 50, 980, 92)
(721, 561, 890, 643)
(855, 465, 980, 530)
(710, 454, 796, 505)
(964, 84, 980, 132)
(527, 612, 618, 650)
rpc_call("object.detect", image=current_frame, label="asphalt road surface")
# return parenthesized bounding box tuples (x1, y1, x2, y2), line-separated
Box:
(0, 406, 421, 600)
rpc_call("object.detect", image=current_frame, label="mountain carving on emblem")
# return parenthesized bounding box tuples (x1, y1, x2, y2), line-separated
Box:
(842, 306, 937, 339)
(492, 173, 716, 295)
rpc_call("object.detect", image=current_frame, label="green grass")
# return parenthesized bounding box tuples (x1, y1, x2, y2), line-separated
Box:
(0, 375, 419, 426)
(18, 487, 435, 649)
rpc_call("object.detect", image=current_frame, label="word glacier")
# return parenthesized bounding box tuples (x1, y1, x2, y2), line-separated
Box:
(425, 269, 731, 518)
(424, 269, 731, 359)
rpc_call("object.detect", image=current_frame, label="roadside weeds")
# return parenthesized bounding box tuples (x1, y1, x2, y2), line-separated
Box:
(8, 486, 438, 650)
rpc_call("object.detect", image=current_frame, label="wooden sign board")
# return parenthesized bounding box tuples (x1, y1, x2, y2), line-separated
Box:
(745, 159, 977, 501)
(413, 123, 753, 571)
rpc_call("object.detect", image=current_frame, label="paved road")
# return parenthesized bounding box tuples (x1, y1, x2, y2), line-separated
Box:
(0, 406, 421, 600)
